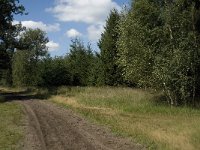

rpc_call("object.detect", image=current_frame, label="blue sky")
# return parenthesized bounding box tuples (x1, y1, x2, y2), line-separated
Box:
(15, 0, 129, 56)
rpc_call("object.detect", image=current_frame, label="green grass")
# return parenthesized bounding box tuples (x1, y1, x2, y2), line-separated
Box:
(50, 86, 200, 150)
(0, 88, 25, 150)
(1, 86, 199, 149)
(0, 103, 24, 150)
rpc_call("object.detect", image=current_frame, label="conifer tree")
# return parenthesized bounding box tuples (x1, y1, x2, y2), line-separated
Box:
(67, 39, 94, 86)
(98, 9, 122, 86)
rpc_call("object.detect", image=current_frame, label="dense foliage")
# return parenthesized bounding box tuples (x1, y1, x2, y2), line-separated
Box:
(0, 0, 25, 84)
(1, 0, 200, 106)
(98, 9, 123, 86)
(12, 29, 48, 86)
(117, 0, 200, 106)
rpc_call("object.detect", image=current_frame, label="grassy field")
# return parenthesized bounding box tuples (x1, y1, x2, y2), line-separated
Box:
(0, 103, 24, 150)
(0, 87, 24, 150)
(1, 86, 200, 149)
(49, 86, 200, 150)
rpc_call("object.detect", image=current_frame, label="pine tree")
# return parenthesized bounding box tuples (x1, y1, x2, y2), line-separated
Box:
(67, 39, 95, 86)
(98, 9, 122, 86)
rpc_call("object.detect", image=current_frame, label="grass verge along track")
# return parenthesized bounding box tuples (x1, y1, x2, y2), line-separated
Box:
(50, 87, 200, 150)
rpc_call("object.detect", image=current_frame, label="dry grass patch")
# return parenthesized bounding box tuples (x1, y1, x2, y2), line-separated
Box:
(51, 95, 117, 116)
(0, 86, 26, 93)
(117, 113, 198, 150)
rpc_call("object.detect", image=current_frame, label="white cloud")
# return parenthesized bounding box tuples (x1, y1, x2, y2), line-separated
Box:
(13, 20, 60, 32)
(87, 24, 104, 41)
(66, 29, 82, 38)
(46, 41, 60, 52)
(46, 0, 120, 24)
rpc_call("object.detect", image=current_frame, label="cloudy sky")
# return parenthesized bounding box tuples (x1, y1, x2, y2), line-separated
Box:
(15, 0, 129, 56)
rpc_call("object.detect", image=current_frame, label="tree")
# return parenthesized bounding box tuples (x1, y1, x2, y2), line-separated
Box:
(18, 29, 48, 61)
(12, 50, 30, 86)
(0, 0, 25, 84)
(152, 0, 200, 106)
(12, 29, 49, 86)
(39, 56, 72, 87)
(0, 0, 25, 47)
(117, 0, 163, 87)
(98, 9, 123, 86)
(87, 52, 105, 86)
(67, 39, 95, 86)
(117, 0, 200, 106)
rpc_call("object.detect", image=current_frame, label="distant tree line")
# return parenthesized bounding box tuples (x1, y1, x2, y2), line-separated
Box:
(1, 0, 200, 106)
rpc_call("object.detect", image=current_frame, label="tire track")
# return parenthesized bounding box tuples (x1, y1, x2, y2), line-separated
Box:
(21, 100, 145, 150)
(23, 103, 47, 150)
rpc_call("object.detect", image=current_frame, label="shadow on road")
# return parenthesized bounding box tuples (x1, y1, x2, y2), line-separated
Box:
(0, 88, 50, 103)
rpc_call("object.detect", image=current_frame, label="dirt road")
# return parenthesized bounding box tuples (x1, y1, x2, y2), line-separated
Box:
(20, 100, 144, 150)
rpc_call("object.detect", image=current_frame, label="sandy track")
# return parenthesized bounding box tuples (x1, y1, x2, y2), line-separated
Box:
(20, 100, 144, 150)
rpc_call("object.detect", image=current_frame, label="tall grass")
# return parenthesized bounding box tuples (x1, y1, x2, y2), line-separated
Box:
(0, 87, 25, 149)
(2, 86, 199, 149)
(50, 86, 200, 150)
(0, 103, 24, 149)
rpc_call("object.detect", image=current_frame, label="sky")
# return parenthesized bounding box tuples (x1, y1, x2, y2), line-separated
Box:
(15, 0, 130, 56)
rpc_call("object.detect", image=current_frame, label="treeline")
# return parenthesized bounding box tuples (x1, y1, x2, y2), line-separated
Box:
(1, 0, 200, 106)
(101, 0, 200, 106)
(100, 0, 200, 106)
(12, 37, 104, 87)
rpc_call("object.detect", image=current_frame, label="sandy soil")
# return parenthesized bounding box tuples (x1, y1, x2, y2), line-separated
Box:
(20, 100, 144, 150)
